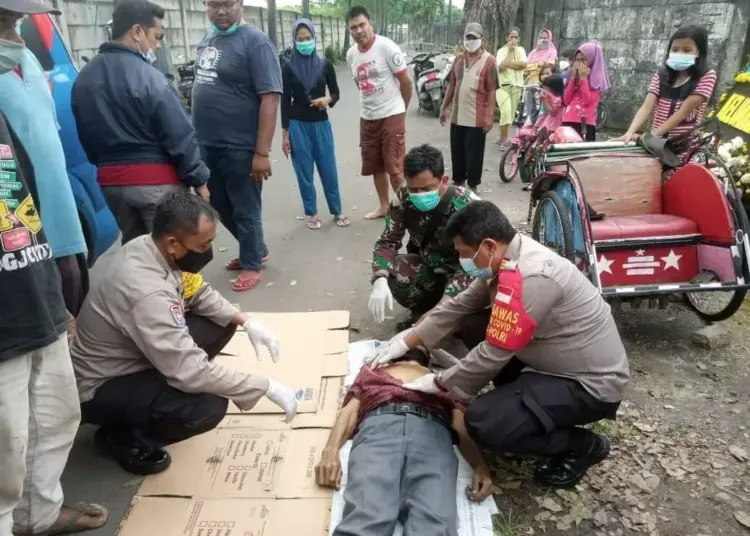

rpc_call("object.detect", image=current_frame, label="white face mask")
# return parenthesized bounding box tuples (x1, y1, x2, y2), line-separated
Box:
(0, 39, 24, 74)
(464, 38, 481, 53)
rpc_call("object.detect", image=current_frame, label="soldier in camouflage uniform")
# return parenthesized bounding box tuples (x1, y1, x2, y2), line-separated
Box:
(369, 144, 480, 328)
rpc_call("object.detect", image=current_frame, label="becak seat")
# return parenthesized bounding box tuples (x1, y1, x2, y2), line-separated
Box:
(591, 214, 698, 241)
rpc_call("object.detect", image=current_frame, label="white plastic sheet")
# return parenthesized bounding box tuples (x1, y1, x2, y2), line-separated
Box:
(329, 340, 498, 536)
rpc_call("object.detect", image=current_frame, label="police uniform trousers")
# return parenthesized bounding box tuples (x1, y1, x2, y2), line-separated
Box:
(81, 313, 236, 448)
(457, 309, 619, 457)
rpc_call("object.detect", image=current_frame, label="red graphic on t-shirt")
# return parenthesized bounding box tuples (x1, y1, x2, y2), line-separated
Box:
(355, 62, 376, 95)
(1, 227, 31, 252)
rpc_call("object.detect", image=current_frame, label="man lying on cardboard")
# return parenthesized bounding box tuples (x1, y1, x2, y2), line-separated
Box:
(315, 347, 493, 536)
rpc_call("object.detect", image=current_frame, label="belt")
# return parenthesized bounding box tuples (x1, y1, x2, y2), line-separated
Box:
(364, 402, 449, 429)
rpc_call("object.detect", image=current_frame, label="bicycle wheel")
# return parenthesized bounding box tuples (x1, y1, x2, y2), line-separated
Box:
(500, 148, 519, 183)
(596, 101, 609, 131)
(531, 191, 575, 262)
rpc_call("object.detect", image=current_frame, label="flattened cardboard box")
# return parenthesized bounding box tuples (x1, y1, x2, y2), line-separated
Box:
(116, 497, 330, 536)
(219, 377, 343, 430)
(138, 428, 333, 500)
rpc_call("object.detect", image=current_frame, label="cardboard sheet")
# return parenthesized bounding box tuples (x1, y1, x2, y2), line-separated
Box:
(116, 497, 331, 536)
(138, 428, 334, 500)
(218, 377, 343, 430)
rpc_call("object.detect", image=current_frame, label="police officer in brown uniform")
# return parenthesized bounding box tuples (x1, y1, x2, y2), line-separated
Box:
(71, 192, 297, 475)
(372, 201, 630, 489)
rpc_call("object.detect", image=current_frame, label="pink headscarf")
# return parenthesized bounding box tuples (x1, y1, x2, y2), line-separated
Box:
(577, 42, 611, 93)
(527, 29, 557, 64)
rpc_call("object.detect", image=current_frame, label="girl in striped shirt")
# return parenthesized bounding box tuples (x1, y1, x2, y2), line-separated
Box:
(617, 26, 716, 158)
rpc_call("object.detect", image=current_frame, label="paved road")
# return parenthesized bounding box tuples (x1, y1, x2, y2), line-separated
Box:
(60, 64, 530, 533)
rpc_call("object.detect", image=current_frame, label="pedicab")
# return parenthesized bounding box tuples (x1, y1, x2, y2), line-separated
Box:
(527, 129, 750, 322)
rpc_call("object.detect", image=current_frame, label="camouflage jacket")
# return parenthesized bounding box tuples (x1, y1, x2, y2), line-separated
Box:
(372, 186, 480, 297)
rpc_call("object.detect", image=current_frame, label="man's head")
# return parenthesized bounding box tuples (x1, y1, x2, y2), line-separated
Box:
(347, 5, 373, 49)
(205, 0, 242, 31)
(463, 22, 483, 54)
(152, 191, 218, 273)
(0, 0, 58, 54)
(403, 144, 447, 212)
(111, 0, 164, 60)
(446, 200, 517, 278)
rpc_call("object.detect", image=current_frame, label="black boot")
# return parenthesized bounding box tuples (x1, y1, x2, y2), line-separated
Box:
(95, 427, 172, 475)
(533, 434, 611, 489)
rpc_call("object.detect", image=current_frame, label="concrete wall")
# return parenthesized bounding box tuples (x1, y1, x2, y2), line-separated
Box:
(57, 0, 348, 68)
(531, 0, 750, 128)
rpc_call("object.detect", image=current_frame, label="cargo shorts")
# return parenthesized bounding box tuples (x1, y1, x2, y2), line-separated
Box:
(359, 112, 406, 176)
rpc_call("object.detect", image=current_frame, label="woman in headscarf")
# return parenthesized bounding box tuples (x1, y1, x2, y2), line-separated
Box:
(522, 29, 558, 125)
(495, 27, 527, 146)
(562, 42, 611, 141)
(281, 18, 349, 230)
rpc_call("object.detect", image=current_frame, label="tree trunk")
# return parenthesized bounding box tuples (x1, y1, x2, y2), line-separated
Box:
(343, 0, 352, 50)
(302, 0, 309, 19)
(267, 0, 278, 48)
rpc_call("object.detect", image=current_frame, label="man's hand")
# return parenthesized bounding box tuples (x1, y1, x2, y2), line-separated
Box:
(282, 130, 291, 159)
(483, 120, 493, 134)
(368, 277, 393, 323)
(369, 337, 409, 367)
(402, 373, 440, 394)
(310, 96, 332, 109)
(252, 153, 272, 182)
(467, 465, 493, 502)
(315, 447, 343, 489)
(439, 108, 448, 126)
(244, 319, 280, 362)
(195, 184, 210, 201)
(264, 379, 297, 423)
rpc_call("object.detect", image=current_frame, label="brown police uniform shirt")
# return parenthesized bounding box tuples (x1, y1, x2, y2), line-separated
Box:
(414, 234, 629, 403)
(71, 235, 270, 409)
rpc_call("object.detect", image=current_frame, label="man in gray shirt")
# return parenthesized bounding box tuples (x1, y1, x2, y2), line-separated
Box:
(373, 201, 630, 490)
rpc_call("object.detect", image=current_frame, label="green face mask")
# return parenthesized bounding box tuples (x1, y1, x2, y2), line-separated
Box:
(211, 23, 239, 36)
(409, 189, 441, 212)
(295, 41, 316, 55)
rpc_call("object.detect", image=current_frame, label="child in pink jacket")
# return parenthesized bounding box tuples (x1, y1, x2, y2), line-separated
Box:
(536, 73, 565, 133)
(562, 43, 610, 141)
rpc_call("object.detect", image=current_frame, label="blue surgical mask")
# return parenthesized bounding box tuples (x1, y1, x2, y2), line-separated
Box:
(409, 189, 441, 212)
(145, 48, 157, 64)
(666, 52, 696, 71)
(459, 246, 493, 279)
(212, 23, 239, 36)
(295, 40, 316, 56)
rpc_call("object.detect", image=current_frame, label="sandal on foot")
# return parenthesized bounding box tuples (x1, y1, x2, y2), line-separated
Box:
(307, 217, 322, 230)
(227, 256, 269, 270)
(36, 503, 109, 535)
(232, 272, 263, 292)
(334, 215, 350, 227)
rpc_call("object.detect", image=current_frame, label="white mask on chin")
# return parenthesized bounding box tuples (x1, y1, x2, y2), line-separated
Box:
(464, 38, 481, 53)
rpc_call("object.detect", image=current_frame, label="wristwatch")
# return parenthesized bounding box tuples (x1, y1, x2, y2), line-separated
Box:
(434, 371, 449, 393)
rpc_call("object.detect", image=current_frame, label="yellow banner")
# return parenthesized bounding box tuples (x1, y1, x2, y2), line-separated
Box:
(717, 83, 750, 140)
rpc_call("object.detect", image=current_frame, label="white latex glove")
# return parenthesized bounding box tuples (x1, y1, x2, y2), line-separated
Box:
(402, 373, 441, 394)
(368, 277, 393, 323)
(244, 319, 280, 362)
(370, 337, 409, 368)
(265, 379, 298, 423)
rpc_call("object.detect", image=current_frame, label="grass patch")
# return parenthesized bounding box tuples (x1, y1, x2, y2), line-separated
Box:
(590, 419, 619, 440)
(493, 509, 524, 536)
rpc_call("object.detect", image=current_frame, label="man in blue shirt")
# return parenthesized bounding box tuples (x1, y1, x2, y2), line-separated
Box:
(0, 0, 89, 315)
(192, 0, 282, 292)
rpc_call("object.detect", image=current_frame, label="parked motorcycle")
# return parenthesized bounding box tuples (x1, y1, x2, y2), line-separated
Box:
(177, 61, 195, 112)
(409, 51, 453, 118)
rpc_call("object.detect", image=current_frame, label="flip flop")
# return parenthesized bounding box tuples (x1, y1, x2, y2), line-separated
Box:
(226, 256, 269, 270)
(307, 217, 322, 230)
(334, 215, 350, 228)
(232, 272, 263, 292)
(32, 503, 109, 535)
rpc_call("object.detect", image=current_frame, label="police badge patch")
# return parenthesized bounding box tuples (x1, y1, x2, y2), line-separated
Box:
(170, 303, 186, 327)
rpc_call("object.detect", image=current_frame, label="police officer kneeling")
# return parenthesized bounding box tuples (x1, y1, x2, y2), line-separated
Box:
(374, 201, 630, 489)
(71, 192, 297, 475)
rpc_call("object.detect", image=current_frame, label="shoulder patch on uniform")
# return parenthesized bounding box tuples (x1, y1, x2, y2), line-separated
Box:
(0, 145, 12, 159)
(169, 303, 186, 327)
(182, 272, 204, 299)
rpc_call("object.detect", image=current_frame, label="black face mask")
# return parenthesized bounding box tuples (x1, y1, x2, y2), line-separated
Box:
(175, 245, 214, 273)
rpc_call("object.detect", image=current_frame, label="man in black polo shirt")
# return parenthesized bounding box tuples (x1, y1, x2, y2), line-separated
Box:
(0, 109, 107, 534)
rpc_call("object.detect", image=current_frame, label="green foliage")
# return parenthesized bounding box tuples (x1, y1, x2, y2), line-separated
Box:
(324, 44, 347, 64)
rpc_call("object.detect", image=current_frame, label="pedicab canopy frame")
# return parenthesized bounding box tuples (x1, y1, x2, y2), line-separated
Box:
(526, 135, 750, 322)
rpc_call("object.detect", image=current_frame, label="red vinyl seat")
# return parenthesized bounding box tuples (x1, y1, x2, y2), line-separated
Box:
(591, 214, 699, 241)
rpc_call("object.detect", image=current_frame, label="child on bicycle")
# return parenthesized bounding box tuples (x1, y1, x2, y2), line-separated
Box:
(562, 43, 611, 141)
(615, 26, 716, 162)
(536, 73, 565, 133)
(536, 64, 558, 116)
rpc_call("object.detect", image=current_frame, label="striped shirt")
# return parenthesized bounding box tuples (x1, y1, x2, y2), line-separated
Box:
(647, 70, 717, 141)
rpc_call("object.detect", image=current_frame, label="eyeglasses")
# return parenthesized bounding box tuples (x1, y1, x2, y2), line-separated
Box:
(206, 1, 237, 11)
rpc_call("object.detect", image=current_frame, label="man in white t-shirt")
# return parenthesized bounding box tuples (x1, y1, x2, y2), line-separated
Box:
(346, 5, 412, 219)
